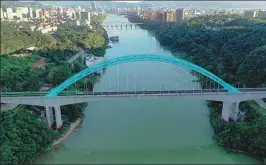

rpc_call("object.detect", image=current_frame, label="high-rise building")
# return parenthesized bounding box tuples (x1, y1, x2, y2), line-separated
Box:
(76, 11, 81, 20)
(81, 11, 90, 20)
(63, 7, 68, 17)
(258, 10, 266, 19)
(165, 11, 175, 22)
(6, 8, 13, 20)
(41, 9, 46, 18)
(16, 7, 23, 20)
(173, 11, 176, 22)
(176, 8, 185, 26)
(57, 6, 63, 18)
(72, 12, 76, 20)
(33, 9, 40, 18)
(28, 7, 33, 18)
(91, 1, 96, 12)
(48, 8, 54, 17)
(244, 10, 258, 18)
(147, 9, 153, 21)
(21, 7, 28, 16)
(156, 11, 164, 23)
(0, 8, 3, 20)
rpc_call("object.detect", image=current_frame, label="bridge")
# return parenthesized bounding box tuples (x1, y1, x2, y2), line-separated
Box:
(100, 23, 143, 29)
(1, 54, 265, 129)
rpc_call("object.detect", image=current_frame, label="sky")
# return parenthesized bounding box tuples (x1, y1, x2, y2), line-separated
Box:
(115, 1, 142, 3)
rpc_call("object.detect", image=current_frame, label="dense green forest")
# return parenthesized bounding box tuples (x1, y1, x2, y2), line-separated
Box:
(0, 22, 56, 54)
(0, 110, 58, 164)
(52, 22, 108, 57)
(1, 14, 108, 92)
(210, 101, 266, 163)
(129, 15, 266, 88)
(128, 15, 266, 162)
(0, 15, 108, 164)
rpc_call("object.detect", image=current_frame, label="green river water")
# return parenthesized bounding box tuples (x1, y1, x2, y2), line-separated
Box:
(35, 14, 259, 164)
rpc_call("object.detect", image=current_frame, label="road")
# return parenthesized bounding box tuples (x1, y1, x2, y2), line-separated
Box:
(1, 104, 23, 112)
(67, 47, 85, 63)
(255, 99, 266, 110)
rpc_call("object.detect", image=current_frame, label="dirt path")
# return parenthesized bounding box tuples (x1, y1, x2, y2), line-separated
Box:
(52, 118, 81, 147)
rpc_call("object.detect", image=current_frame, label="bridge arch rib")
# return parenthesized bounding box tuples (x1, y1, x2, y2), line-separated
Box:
(46, 54, 239, 97)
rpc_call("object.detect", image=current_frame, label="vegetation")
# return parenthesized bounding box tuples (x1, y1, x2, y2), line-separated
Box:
(209, 101, 266, 162)
(1, 22, 56, 54)
(61, 103, 87, 122)
(0, 15, 108, 164)
(0, 110, 58, 164)
(129, 16, 266, 87)
(1, 15, 109, 91)
(0, 55, 44, 92)
(128, 15, 266, 162)
(90, 14, 108, 28)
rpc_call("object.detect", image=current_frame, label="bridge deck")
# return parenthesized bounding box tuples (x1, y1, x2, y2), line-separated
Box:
(1, 88, 265, 97)
(1, 89, 266, 107)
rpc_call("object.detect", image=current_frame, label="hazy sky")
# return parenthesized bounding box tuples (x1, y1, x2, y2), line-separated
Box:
(115, 1, 142, 3)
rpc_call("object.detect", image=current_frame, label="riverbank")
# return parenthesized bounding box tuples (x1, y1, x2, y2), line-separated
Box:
(33, 14, 261, 164)
(127, 15, 266, 163)
(38, 14, 109, 160)
(0, 17, 109, 165)
(52, 118, 81, 147)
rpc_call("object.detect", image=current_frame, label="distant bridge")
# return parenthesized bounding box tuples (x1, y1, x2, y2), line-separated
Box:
(101, 23, 143, 29)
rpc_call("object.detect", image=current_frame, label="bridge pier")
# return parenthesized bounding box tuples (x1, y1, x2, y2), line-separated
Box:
(45, 105, 63, 130)
(55, 105, 63, 129)
(229, 102, 240, 121)
(221, 101, 240, 122)
(45, 106, 54, 128)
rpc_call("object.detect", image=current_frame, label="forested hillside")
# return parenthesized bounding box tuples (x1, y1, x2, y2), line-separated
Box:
(1, 14, 109, 164)
(133, 16, 266, 88)
(0, 23, 56, 54)
(128, 15, 266, 163)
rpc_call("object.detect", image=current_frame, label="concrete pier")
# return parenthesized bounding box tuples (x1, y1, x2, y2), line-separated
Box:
(45, 106, 54, 128)
(221, 101, 240, 121)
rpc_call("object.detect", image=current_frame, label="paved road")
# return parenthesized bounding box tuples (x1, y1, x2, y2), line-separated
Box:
(67, 47, 85, 63)
(1, 104, 23, 112)
(1, 103, 19, 111)
(255, 99, 266, 110)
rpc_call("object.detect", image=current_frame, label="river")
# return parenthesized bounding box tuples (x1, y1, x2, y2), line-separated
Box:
(35, 14, 259, 164)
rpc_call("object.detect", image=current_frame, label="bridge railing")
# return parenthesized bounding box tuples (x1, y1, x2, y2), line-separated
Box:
(1, 88, 265, 97)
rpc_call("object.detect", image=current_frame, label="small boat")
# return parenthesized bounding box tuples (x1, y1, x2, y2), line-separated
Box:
(110, 36, 119, 42)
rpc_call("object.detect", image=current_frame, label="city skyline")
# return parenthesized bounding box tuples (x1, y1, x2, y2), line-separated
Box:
(2, 1, 266, 9)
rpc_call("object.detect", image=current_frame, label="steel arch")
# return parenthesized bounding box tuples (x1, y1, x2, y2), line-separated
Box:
(46, 54, 239, 97)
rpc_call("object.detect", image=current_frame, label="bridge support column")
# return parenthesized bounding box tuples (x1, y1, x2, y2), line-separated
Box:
(54, 105, 63, 129)
(45, 106, 54, 128)
(229, 102, 240, 121)
(221, 101, 240, 122)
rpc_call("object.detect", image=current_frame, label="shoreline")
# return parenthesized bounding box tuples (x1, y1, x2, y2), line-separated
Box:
(127, 16, 265, 164)
(52, 118, 81, 147)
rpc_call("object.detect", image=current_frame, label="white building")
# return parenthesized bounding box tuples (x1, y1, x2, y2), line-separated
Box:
(0, 8, 3, 20)
(6, 8, 13, 20)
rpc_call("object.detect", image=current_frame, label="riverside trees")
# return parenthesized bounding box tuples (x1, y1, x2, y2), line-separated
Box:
(0, 16, 108, 164)
(128, 15, 266, 162)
